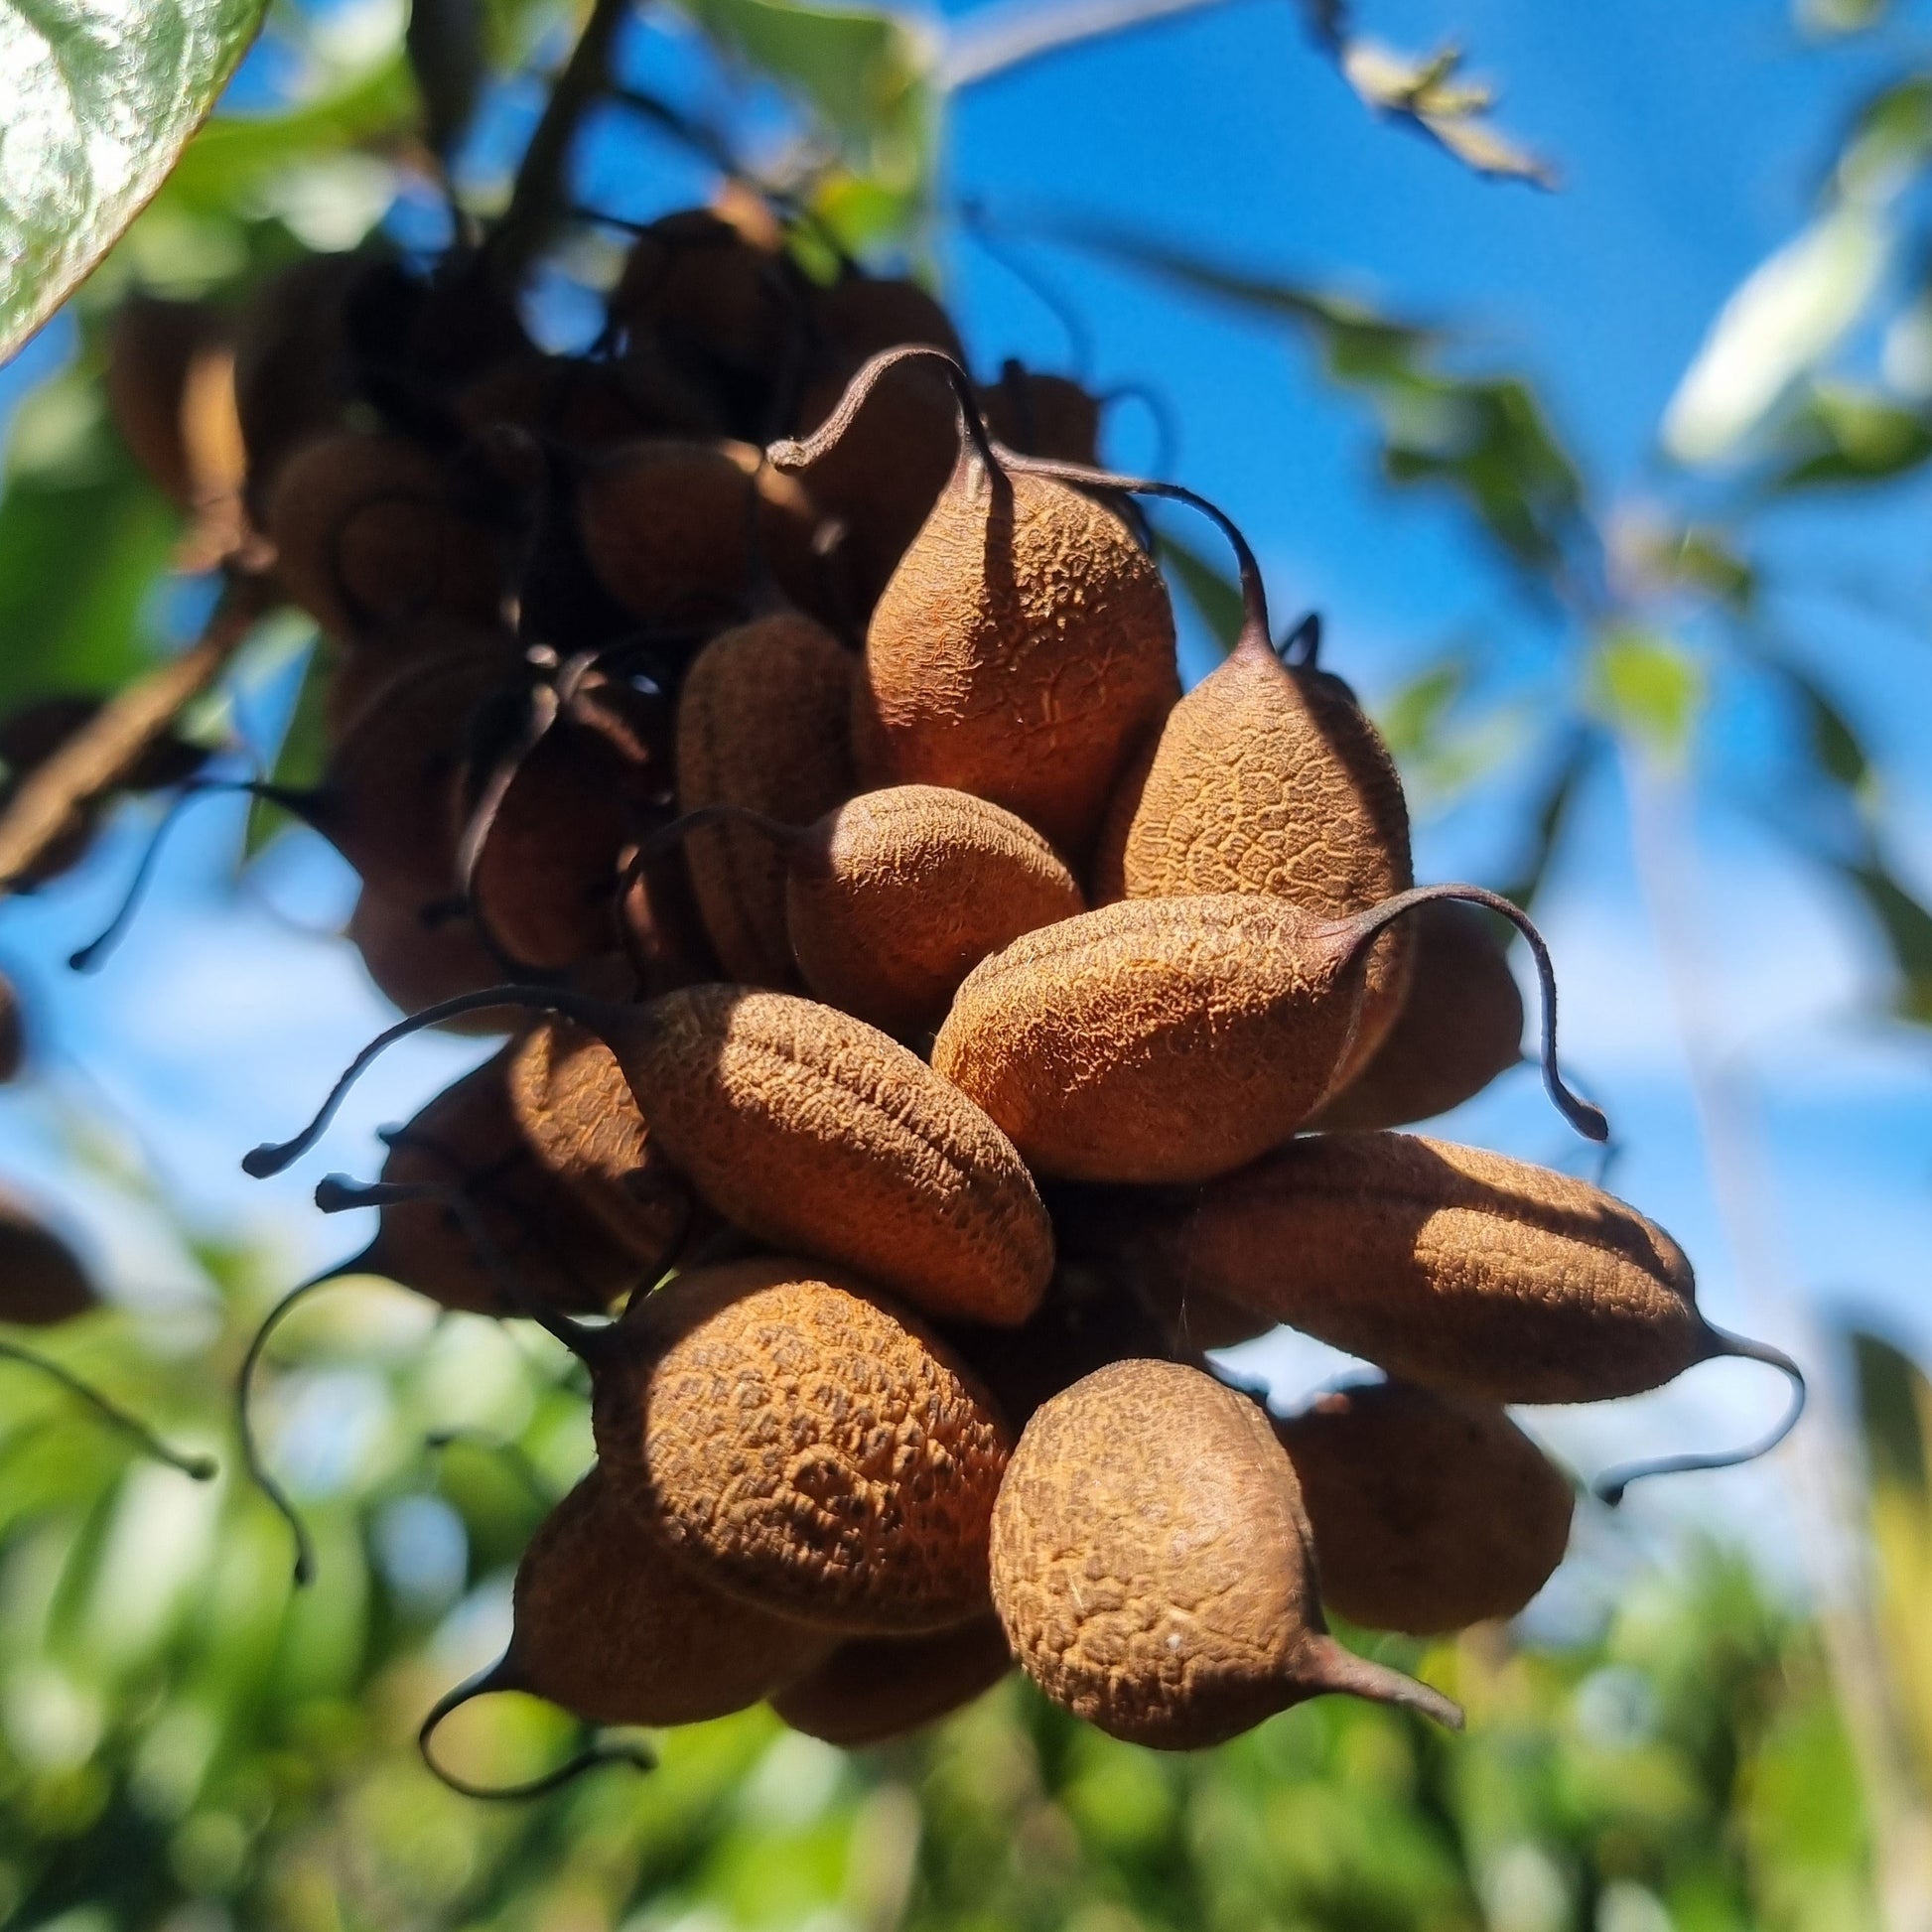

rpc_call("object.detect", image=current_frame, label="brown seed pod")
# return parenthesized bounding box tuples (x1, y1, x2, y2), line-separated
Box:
(1092, 609, 1414, 1080)
(1275, 1380, 1574, 1635)
(252, 983, 1056, 1327)
(990, 1359, 1462, 1748)
(931, 884, 1601, 1184)
(0, 1186, 96, 1325)
(574, 438, 829, 630)
(0, 971, 23, 1083)
(811, 271, 966, 372)
(595, 1257, 1013, 1632)
(772, 349, 1178, 858)
(504, 1017, 694, 1263)
(674, 614, 856, 985)
(1128, 1133, 1803, 1450)
(980, 361, 1102, 465)
(265, 431, 510, 641)
(347, 892, 511, 1033)
(1308, 897, 1525, 1133)
(771, 1614, 1012, 1746)
(462, 1467, 828, 1727)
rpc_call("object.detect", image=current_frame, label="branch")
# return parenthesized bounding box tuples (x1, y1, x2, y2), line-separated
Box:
(0, 577, 269, 896)
(941, 0, 1245, 89)
(488, 0, 630, 287)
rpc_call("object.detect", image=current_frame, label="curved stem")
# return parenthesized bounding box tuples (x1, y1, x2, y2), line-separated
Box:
(766, 345, 999, 477)
(1592, 1327, 1808, 1506)
(454, 685, 563, 974)
(1335, 884, 1610, 1144)
(638, 803, 800, 869)
(0, 1337, 216, 1482)
(241, 985, 615, 1177)
(313, 1174, 611, 1363)
(235, 1265, 356, 1585)
(1300, 1633, 1463, 1731)
(418, 1661, 658, 1801)
(1280, 610, 1321, 668)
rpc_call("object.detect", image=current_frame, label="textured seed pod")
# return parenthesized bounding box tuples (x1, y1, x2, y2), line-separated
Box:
(675, 615, 856, 985)
(0, 1188, 97, 1326)
(1092, 629, 1413, 1078)
(1276, 1381, 1574, 1635)
(610, 987, 1052, 1325)
(1132, 1133, 1714, 1404)
(595, 1257, 1013, 1632)
(233, 253, 366, 511)
(347, 892, 510, 1035)
(500, 1469, 827, 1725)
(505, 1017, 692, 1263)
(859, 445, 1179, 857)
(990, 1360, 1461, 1748)
(772, 1615, 1012, 1747)
(931, 893, 1376, 1184)
(105, 298, 244, 528)
(265, 431, 509, 641)
(783, 784, 1086, 1037)
(574, 438, 829, 629)
(981, 362, 1102, 465)
(364, 1054, 646, 1315)
(1309, 898, 1524, 1132)
(812, 273, 966, 372)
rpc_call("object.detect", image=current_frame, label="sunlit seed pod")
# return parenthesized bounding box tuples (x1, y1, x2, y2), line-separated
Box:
(434, 1466, 829, 1734)
(595, 1256, 1013, 1632)
(505, 1017, 695, 1264)
(771, 1614, 1013, 1747)
(0, 1187, 97, 1325)
(674, 614, 856, 986)
(265, 431, 510, 641)
(1275, 1380, 1574, 1636)
(1307, 897, 1525, 1132)
(573, 438, 830, 630)
(1130, 1133, 1794, 1416)
(1092, 621, 1414, 1081)
(990, 1359, 1462, 1748)
(781, 785, 1087, 1038)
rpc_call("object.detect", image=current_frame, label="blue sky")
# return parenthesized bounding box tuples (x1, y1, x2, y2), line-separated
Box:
(3, 0, 1931, 1591)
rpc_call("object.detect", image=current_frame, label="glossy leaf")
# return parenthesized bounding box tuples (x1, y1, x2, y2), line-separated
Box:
(0, 0, 270, 360)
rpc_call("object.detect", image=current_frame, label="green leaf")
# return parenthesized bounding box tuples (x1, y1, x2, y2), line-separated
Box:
(1768, 384, 1932, 490)
(1843, 853, 1932, 1025)
(1850, 1329, 1930, 1499)
(1779, 661, 1870, 793)
(0, 0, 270, 359)
(243, 632, 328, 858)
(1589, 625, 1704, 760)
(1334, 39, 1557, 189)
(1377, 653, 1469, 764)
(1156, 530, 1244, 653)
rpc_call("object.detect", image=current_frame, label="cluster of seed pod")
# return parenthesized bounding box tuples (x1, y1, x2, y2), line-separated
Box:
(84, 204, 1802, 1774)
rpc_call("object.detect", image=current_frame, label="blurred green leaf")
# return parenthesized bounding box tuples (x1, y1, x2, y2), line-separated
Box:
(1852, 1329, 1930, 1497)
(1783, 660, 1870, 793)
(1800, 0, 1891, 34)
(1378, 651, 1469, 763)
(1590, 625, 1705, 760)
(1335, 39, 1557, 189)
(1769, 383, 1932, 490)
(1842, 852, 1932, 1024)
(0, 0, 269, 358)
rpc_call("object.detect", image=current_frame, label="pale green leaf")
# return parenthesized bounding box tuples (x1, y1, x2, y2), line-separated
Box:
(1589, 626, 1704, 760)
(0, 0, 270, 359)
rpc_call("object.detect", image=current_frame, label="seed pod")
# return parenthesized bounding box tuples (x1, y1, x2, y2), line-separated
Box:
(469, 1468, 828, 1726)
(981, 361, 1102, 465)
(990, 1359, 1461, 1748)
(0, 1188, 96, 1325)
(1275, 1380, 1574, 1635)
(772, 1615, 1012, 1747)
(773, 349, 1178, 858)
(505, 1017, 693, 1263)
(1131, 1133, 1782, 1410)
(1093, 610, 1414, 1079)
(574, 438, 828, 630)
(674, 615, 855, 985)
(265, 431, 510, 641)
(251, 983, 1055, 1327)
(1308, 898, 1525, 1132)
(782, 785, 1086, 1037)
(595, 1257, 1013, 1631)
(931, 884, 1601, 1184)
(347, 892, 510, 1034)
(811, 272, 966, 372)
(0, 971, 23, 1082)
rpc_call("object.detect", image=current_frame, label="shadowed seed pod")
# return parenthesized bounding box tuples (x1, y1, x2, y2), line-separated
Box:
(249, 983, 1055, 1327)
(931, 883, 1602, 1184)
(990, 1359, 1462, 1748)
(0, 972, 22, 1082)
(574, 438, 830, 630)
(1275, 1380, 1574, 1635)
(772, 348, 1178, 858)
(347, 892, 514, 1034)
(0, 1188, 97, 1325)
(771, 1614, 1013, 1746)
(1125, 1132, 1805, 1498)
(674, 614, 856, 985)
(265, 431, 511, 641)
(1308, 897, 1525, 1132)
(1092, 602, 1415, 1083)
(981, 360, 1102, 465)
(594, 1257, 1014, 1631)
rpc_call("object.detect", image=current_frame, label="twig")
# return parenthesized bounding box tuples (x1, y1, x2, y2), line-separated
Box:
(488, 0, 630, 288)
(0, 577, 270, 896)
(941, 0, 1245, 89)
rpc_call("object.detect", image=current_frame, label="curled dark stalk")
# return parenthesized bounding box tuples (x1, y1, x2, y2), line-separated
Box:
(0, 1337, 216, 1482)
(418, 1663, 655, 1800)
